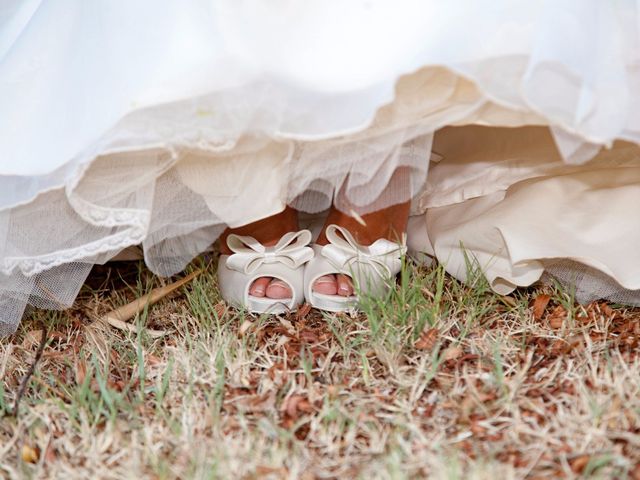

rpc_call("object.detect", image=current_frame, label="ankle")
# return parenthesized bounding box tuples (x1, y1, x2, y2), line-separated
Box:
(316, 202, 410, 246)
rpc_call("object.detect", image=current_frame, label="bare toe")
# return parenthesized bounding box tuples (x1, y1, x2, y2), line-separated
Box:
(249, 277, 271, 297)
(312, 274, 338, 295)
(265, 278, 293, 299)
(336, 274, 354, 297)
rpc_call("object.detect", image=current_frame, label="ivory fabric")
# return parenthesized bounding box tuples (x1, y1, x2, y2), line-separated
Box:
(415, 127, 640, 304)
(1, 0, 640, 332)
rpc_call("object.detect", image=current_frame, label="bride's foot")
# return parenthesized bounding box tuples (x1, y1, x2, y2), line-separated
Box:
(311, 200, 411, 297)
(219, 207, 298, 299)
(312, 273, 354, 296)
(247, 276, 292, 299)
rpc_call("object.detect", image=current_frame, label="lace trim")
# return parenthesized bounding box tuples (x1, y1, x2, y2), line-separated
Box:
(2, 195, 150, 276)
(2, 225, 148, 276)
(68, 193, 150, 228)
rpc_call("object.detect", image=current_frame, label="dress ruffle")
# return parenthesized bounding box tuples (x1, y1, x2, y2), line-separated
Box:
(413, 127, 640, 305)
(1, 0, 639, 333)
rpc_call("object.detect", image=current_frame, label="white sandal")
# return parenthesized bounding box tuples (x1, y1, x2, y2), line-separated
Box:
(304, 224, 406, 313)
(218, 230, 314, 314)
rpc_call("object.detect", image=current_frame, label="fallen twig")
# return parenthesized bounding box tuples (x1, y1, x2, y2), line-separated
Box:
(98, 269, 202, 337)
(10, 327, 48, 416)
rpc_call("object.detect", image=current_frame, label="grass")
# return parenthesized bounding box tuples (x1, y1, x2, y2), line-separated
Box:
(0, 256, 639, 479)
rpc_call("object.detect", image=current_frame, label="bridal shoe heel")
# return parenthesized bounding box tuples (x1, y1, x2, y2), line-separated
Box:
(304, 225, 406, 313)
(218, 230, 314, 314)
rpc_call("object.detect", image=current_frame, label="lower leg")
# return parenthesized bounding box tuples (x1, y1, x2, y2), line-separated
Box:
(313, 167, 412, 297)
(219, 206, 298, 255)
(315, 200, 411, 247)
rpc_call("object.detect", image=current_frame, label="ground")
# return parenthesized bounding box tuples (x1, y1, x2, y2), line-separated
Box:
(0, 256, 639, 479)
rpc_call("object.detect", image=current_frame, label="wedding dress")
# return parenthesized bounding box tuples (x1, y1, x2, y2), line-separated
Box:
(1, 0, 638, 334)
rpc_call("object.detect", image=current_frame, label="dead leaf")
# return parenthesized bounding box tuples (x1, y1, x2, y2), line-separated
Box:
(22, 330, 43, 349)
(75, 357, 87, 385)
(421, 287, 435, 300)
(256, 466, 287, 477)
(107, 379, 125, 392)
(231, 392, 276, 413)
(146, 354, 162, 367)
(549, 317, 563, 329)
(477, 392, 497, 403)
(532, 294, 551, 320)
(443, 346, 463, 361)
(295, 303, 312, 322)
(600, 303, 615, 318)
(459, 393, 476, 422)
(570, 454, 590, 474)
(239, 320, 254, 336)
(297, 398, 314, 413)
(279, 318, 295, 333)
(500, 295, 517, 307)
(43, 443, 56, 463)
(547, 305, 566, 329)
(415, 327, 439, 350)
(299, 329, 319, 343)
(21, 444, 40, 464)
(470, 420, 487, 436)
(327, 385, 339, 398)
(282, 394, 304, 419)
(550, 339, 570, 356)
(214, 301, 226, 318)
(456, 353, 480, 368)
(280, 394, 316, 420)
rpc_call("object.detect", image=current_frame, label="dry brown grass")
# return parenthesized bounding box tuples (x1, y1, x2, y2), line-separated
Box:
(1, 258, 639, 479)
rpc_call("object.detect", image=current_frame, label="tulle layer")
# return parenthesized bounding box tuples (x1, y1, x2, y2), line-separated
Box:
(1, 0, 640, 333)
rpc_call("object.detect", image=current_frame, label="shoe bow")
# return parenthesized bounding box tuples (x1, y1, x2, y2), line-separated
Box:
(225, 230, 314, 274)
(321, 224, 406, 280)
